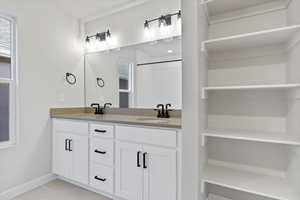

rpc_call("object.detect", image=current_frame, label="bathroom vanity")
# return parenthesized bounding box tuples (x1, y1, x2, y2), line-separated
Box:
(51, 110, 181, 200)
(50, 34, 183, 200)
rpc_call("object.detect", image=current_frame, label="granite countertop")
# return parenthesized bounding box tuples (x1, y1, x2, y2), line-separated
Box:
(51, 112, 181, 129)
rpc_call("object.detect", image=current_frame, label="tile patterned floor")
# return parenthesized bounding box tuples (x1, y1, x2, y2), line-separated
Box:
(12, 179, 112, 200)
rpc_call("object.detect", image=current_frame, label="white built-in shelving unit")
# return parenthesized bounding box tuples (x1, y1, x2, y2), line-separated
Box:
(199, 0, 300, 200)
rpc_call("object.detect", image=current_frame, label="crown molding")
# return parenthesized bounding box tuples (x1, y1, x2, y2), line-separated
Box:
(80, 0, 149, 24)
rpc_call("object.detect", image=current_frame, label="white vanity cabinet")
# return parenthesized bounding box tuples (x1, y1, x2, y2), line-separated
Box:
(52, 119, 89, 185)
(52, 119, 181, 200)
(115, 125, 177, 200)
(115, 141, 144, 200)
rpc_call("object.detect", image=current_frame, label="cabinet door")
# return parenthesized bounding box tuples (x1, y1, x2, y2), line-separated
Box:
(71, 134, 89, 185)
(53, 132, 72, 179)
(143, 145, 177, 200)
(115, 141, 144, 200)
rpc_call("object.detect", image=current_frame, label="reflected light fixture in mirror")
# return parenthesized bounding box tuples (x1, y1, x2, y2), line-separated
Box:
(85, 29, 118, 52)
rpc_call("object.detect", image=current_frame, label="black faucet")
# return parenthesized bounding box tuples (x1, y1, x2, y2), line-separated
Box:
(165, 104, 173, 118)
(104, 103, 112, 110)
(91, 103, 112, 115)
(155, 104, 173, 118)
(155, 104, 165, 118)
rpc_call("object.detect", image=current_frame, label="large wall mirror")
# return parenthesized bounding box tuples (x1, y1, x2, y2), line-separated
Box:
(85, 36, 182, 109)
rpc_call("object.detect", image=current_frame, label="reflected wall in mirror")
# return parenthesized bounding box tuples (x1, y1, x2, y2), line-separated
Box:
(85, 36, 182, 109)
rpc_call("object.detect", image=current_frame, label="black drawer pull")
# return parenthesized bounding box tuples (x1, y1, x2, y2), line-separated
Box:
(95, 149, 107, 154)
(68, 139, 73, 152)
(143, 152, 147, 169)
(94, 176, 106, 182)
(94, 129, 107, 133)
(137, 151, 141, 167)
(65, 139, 68, 151)
(65, 139, 72, 151)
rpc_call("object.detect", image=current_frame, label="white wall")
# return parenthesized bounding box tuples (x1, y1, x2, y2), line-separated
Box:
(181, 1, 208, 200)
(0, 0, 83, 192)
(136, 61, 182, 109)
(84, 0, 181, 52)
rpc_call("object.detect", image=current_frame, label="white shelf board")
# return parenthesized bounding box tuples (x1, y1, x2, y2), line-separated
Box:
(202, 25, 300, 52)
(202, 83, 300, 98)
(202, 129, 300, 146)
(202, 163, 299, 200)
(200, 0, 288, 24)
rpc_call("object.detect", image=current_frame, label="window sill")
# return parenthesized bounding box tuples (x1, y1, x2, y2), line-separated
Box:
(0, 141, 16, 150)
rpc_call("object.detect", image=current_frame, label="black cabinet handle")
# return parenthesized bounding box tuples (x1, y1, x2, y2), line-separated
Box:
(137, 151, 141, 167)
(143, 152, 147, 169)
(94, 176, 106, 182)
(94, 129, 107, 133)
(68, 139, 72, 152)
(95, 149, 106, 154)
(65, 139, 68, 151)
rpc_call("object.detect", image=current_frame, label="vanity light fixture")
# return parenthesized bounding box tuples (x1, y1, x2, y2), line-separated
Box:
(177, 10, 181, 20)
(144, 10, 181, 29)
(85, 29, 111, 43)
(144, 20, 150, 29)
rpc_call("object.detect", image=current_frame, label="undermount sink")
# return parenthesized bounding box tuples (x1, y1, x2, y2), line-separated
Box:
(136, 117, 169, 123)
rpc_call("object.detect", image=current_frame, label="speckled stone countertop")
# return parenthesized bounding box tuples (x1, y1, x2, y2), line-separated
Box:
(50, 108, 181, 129)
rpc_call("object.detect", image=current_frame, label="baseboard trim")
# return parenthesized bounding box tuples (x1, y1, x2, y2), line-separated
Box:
(0, 173, 57, 200)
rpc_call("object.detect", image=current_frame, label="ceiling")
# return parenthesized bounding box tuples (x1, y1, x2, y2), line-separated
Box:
(53, 0, 147, 19)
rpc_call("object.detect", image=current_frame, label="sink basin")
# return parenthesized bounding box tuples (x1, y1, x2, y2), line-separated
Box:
(136, 117, 169, 123)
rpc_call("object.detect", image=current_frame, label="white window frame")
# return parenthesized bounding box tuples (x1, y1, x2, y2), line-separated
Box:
(119, 63, 135, 107)
(0, 14, 18, 149)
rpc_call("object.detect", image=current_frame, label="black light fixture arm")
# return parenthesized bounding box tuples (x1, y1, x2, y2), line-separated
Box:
(144, 10, 181, 28)
(85, 29, 111, 43)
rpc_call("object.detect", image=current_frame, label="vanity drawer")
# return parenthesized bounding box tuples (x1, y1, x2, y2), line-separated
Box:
(115, 125, 177, 148)
(90, 138, 114, 166)
(53, 119, 88, 135)
(90, 124, 114, 138)
(90, 164, 114, 194)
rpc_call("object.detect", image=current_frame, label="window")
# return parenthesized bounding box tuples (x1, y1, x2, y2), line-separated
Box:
(119, 63, 134, 108)
(0, 14, 17, 148)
